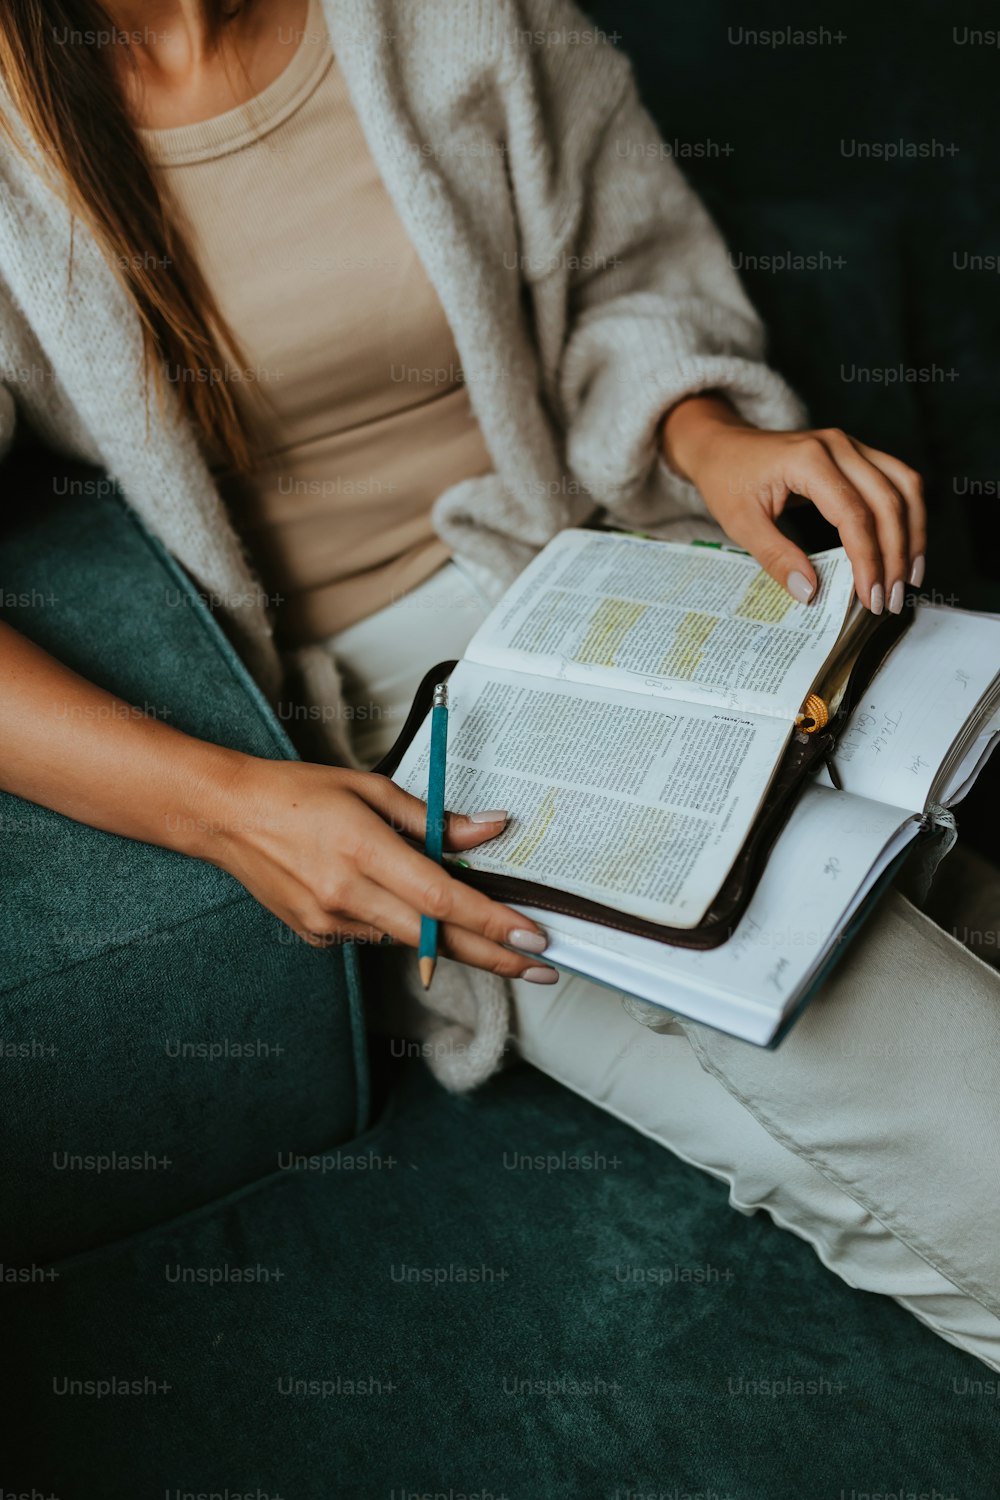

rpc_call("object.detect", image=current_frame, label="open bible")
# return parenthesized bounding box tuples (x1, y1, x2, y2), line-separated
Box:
(387, 530, 1000, 1041)
(390, 529, 885, 938)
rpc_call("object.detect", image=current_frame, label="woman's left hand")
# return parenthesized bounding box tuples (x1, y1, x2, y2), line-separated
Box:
(661, 394, 926, 614)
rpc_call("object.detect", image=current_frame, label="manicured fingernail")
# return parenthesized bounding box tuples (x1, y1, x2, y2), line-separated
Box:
(888, 580, 905, 615)
(468, 809, 508, 824)
(909, 554, 925, 588)
(869, 583, 884, 615)
(509, 927, 548, 954)
(521, 966, 559, 985)
(787, 571, 815, 604)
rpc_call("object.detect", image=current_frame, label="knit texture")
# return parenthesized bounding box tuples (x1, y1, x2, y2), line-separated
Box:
(0, 0, 806, 1090)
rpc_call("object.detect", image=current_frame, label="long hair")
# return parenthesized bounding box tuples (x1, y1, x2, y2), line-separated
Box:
(0, 0, 257, 469)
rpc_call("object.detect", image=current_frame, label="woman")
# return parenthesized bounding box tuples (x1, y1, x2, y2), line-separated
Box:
(1, 0, 997, 1370)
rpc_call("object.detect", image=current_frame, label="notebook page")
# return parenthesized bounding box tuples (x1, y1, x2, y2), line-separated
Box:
(392, 659, 791, 929)
(939, 700, 1000, 807)
(465, 530, 856, 721)
(512, 784, 919, 1043)
(820, 605, 1000, 812)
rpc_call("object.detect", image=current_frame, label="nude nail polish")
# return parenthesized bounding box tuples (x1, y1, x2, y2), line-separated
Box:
(508, 928, 548, 954)
(521, 966, 559, 985)
(909, 554, 925, 588)
(888, 580, 905, 615)
(787, 571, 815, 604)
(869, 583, 884, 616)
(468, 809, 508, 824)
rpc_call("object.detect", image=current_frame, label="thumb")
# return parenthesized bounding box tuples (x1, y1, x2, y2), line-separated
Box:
(443, 807, 509, 851)
(730, 510, 817, 604)
(357, 773, 507, 848)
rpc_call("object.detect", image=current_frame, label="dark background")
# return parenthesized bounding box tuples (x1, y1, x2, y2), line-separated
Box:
(590, 0, 1000, 612)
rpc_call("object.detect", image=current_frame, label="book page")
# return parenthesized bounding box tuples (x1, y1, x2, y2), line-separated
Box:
(939, 700, 1000, 807)
(820, 605, 1000, 812)
(514, 785, 919, 1043)
(466, 529, 856, 721)
(392, 660, 791, 929)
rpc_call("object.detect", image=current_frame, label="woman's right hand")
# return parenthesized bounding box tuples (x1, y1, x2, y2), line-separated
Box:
(0, 621, 553, 981)
(207, 756, 558, 981)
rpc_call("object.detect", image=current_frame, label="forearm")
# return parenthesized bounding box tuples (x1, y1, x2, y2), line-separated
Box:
(0, 619, 244, 861)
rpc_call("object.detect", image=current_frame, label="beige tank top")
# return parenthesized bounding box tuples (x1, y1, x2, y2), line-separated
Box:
(141, 0, 493, 644)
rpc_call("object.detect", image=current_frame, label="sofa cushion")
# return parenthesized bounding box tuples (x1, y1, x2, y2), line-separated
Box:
(0, 464, 368, 1262)
(4, 1056, 997, 1498)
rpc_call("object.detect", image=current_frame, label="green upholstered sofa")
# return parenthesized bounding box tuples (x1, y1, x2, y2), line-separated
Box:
(4, 3, 1000, 1492)
(2, 465, 997, 1499)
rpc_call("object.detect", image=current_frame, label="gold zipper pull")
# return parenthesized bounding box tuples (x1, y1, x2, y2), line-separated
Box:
(795, 693, 830, 733)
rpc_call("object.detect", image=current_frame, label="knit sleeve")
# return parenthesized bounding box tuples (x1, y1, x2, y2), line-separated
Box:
(519, 0, 808, 527)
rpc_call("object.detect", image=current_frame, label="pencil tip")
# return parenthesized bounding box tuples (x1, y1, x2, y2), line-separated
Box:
(419, 956, 435, 990)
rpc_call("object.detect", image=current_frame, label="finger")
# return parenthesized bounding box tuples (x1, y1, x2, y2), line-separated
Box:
(442, 809, 511, 851)
(849, 440, 927, 586)
(438, 922, 560, 982)
(818, 432, 910, 613)
(722, 506, 817, 605)
(351, 772, 510, 850)
(358, 816, 548, 948)
(269, 868, 395, 949)
(342, 875, 557, 981)
(783, 437, 883, 610)
(287, 914, 392, 949)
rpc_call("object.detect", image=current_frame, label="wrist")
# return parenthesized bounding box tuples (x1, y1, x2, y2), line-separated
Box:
(162, 738, 260, 868)
(660, 392, 748, 482)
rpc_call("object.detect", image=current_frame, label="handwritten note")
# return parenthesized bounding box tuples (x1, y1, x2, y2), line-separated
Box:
(824, 606, 1000, 813)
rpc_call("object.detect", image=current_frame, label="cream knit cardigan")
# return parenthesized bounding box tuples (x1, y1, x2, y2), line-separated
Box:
(0, 0, 806, 1089)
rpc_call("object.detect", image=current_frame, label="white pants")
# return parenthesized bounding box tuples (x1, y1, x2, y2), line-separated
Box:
(323, 560, 1000, 1372)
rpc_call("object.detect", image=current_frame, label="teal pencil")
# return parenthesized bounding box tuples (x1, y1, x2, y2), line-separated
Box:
(419, 682, 449, 990)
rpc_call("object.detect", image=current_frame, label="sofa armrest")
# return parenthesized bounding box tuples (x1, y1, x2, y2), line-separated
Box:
(0, 461, 369, 1262)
